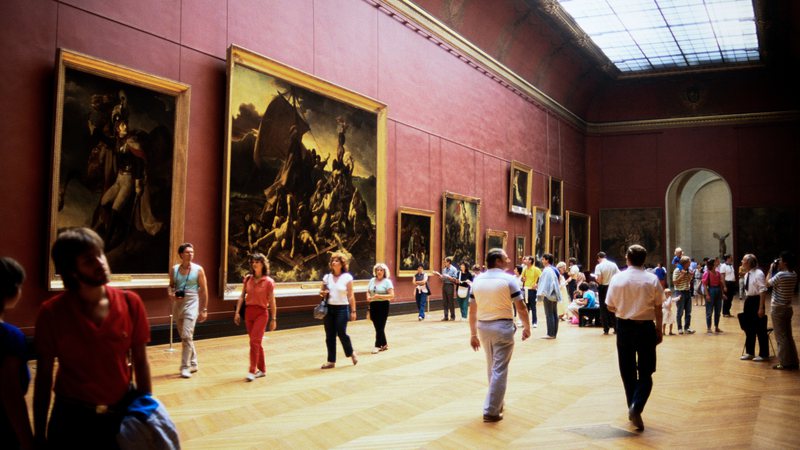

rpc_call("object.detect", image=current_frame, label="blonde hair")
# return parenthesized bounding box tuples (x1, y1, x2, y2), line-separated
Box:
(373, 262, 390, 277)
(556, 261, 567, 270)
(329, 252, 349, 273)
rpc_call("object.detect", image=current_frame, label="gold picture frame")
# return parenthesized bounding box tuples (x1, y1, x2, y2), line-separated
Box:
(509, 160, 533, 216)
(221, 45, 387, 298)
(531, 206, 551, 262)
(485, 229, 509, 262)
(549, 176, 563, 220)
(442, 192, 481, 267)
(397, 207, 435, 277)
(565, 210, 591, 269)
(48, 49, 190, 289)
(515, 235, 526, 265)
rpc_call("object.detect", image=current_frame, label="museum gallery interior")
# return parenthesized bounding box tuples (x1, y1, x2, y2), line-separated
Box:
(1, 0, 798, 448)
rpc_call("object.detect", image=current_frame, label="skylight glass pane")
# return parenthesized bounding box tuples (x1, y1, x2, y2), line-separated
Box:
(555, 0, 760, 73)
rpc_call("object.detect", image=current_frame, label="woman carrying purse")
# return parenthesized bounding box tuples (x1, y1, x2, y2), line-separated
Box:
(234, 253, 276, 381)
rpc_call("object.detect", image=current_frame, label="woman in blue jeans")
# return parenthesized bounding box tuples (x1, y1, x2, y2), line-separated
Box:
(319, 252, 358, 369)
(702, 258, 724, 333)
(412, 264, 429, 320)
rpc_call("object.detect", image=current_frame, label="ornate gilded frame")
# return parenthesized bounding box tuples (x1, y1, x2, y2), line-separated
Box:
(442, 192, 481, 267)
(549, 176, 564, 220)
(509, 160, 533, 216)
(485, 229, 508, 262)
(221, 45, 387, 298)
(565, 210, 591, 269)
(396, 207, 435, 277)
(48, 49, 189, 289)
(531, 206, 550, 261)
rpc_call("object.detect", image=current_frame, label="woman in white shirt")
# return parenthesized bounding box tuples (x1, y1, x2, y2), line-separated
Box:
(319, 252, 358, 369)
(367, 263, 394, 354)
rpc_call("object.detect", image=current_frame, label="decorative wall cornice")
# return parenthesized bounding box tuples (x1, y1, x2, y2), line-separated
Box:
(585, 110, 800, 135)
(373, 1, 797, 135)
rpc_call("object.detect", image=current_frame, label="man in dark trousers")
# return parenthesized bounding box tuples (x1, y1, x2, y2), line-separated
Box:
(606, 245, 663, 431)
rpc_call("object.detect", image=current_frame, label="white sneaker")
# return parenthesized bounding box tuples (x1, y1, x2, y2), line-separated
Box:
(678, 330, 685, 335)
(753, 356, 767, 362)
(533, 323, 538, 328)
(180, 368, 192, 378)
(254, 370, 266, 378)
(372, 347, 380, 354)
(740, 354, 754, 360)
(246, 372, 256, 382)
(190, 365, 198, 373)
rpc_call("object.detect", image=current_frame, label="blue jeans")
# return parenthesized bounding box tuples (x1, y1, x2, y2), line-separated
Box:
(415, 292, 428, 318)
(705, 286, 722, 329)
(543, 298, 559, 337)
(526, 289, 538, 325)
(323, 305, 354, 363)
(457, 296, 469, 318)
(675, 289, 692, 330)
(477, 319, 516, 416)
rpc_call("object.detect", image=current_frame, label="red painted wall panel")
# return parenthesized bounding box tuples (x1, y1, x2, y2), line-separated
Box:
(62, 0, 181, 42)
(181, 0, 228, 58)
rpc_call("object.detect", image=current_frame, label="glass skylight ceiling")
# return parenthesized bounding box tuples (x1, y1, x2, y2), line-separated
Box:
(556, 0, 760, 73)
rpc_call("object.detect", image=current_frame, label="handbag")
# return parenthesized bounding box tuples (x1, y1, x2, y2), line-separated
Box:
(238, 275, 251, 323)
(457, 285, 469, 298)
(313, 296, 329, 320)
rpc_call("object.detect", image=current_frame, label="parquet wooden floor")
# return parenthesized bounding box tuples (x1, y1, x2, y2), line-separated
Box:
(29, 296, 800, 449)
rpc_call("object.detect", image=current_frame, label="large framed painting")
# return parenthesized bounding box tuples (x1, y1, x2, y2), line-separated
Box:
(551, 235, 563, 263)
(442, 192, 481, 267)
(48, 49, 190, 289)
(736, 207, 798, 270)
(565, 211, 591, 269)
(222, 45, 387, 296)
(397, 207, 435, 277)
(509, 161, 532, 216)
(599, 208, 663, 268)
(549, 177, 563, 220)
(514, 235, 526, 265)
(485, 229, 508, 262)
(532, 207, 550, 263)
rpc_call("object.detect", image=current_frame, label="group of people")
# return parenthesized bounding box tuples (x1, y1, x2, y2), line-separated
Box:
(2, 226, 797, 447)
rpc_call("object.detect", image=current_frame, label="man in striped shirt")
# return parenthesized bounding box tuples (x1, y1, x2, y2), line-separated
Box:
(766, 251, 798, 370)
(672, 256, 695, 334)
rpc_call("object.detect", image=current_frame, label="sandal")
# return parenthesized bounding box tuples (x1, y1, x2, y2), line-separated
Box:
(379, 345, 389, 352)
(351, 352, 358, 366)
(321, 362, 335, 369)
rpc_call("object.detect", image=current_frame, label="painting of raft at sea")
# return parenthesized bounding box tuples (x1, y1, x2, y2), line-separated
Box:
(222, 46, 387, 291)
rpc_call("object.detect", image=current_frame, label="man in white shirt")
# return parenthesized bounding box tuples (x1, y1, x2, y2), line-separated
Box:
(594, 251, 620, 335)
(606, 244, 663, 432)
(469, 248, 531, 422)
(718, 254, 736, 317)
(740, 254, 770, 361)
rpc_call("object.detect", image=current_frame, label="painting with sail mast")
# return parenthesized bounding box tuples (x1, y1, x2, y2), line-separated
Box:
(222, 46, 386, 294)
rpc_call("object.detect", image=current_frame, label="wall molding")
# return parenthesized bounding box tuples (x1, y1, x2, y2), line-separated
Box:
(372, 1, 798, 135)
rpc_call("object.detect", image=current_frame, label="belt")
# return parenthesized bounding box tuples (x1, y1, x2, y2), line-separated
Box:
(617, 318, 653, 324)
(479, 318, 512, 322)
(57, 395, 117, 415)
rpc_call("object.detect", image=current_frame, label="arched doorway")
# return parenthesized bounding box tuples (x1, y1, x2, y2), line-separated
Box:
(665, 169, 733, 264)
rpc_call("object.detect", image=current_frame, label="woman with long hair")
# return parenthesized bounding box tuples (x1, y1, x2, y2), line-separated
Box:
(319, 252, 358, 369)
(702, 258, 723, 334)
(412, 264, 429, 321)
(234, 253, 277, 381)
(456, 261, 473, 321)
(367, 263, 394, 354)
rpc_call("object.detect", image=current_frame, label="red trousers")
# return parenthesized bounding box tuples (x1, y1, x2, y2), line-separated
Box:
(245, 305, 268, 373)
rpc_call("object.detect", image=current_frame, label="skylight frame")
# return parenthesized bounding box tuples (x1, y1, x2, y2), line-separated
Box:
(555, 0, 761, 74)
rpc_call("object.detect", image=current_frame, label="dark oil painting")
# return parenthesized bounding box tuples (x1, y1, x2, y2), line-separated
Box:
(442, 192, 481, 268)
(599, 208, 664, 268)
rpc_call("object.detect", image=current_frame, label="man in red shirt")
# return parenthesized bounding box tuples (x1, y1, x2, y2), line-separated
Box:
(34, 227, 152, 448)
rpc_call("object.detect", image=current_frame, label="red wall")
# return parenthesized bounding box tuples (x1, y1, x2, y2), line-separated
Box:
(0, 0, 586, 332)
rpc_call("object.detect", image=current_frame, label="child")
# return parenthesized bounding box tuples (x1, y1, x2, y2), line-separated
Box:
(662, 288, 677, 336)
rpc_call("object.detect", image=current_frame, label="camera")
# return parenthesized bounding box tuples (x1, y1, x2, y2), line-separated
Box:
(174, 289, 186, 298)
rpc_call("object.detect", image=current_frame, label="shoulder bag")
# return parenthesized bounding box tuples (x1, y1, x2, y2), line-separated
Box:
(313, 275, 330, 320)
(238, 275, 251, 323)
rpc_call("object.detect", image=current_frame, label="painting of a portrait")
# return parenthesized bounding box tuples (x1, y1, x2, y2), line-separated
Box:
(397, 208, 434, 276)
(736, 207, 798, 269)
(549, 177, 563, 219)
(515, 235, 526, 265)
(485, 229, 508, 262)
(222, 46, 386, 293)
(551, 236, 563, 263)
(532, 207, 550, 262)
(565, 211, 591, 269)
(48, 49, 189, 289)
(443, 192, 481, 267)
(599, 208, 663, 268)
(509, 161, 532, 215)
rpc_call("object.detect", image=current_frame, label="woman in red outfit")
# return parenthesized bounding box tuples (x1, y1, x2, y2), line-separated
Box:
(234, 253, 277, 381)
